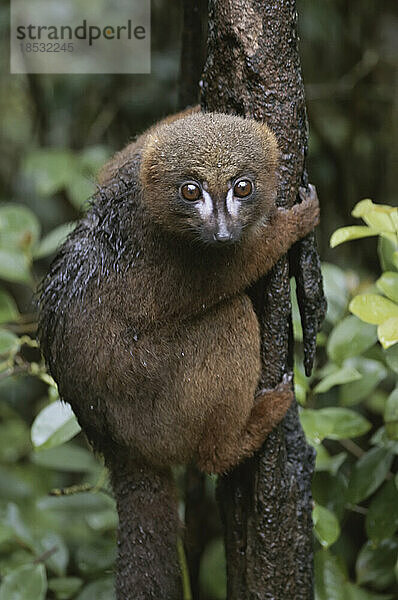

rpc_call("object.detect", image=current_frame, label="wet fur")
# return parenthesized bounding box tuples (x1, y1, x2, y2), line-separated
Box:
(39, 108, 319, 474)
(38, 109, 319, 599)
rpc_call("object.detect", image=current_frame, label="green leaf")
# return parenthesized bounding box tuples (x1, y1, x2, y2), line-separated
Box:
(0, 330, 20, 356)
(324, 408, 371, 440)
(339, 358, 388, 406)
(366, 481, 398, 544)
(5, 503, 34, 548)
(31, 443, 99, 473)
(365, 389, 389, 416)
(0, 564, 47, 600)
(0, 249, 32, 284)
(37, 491, 115, 514)
(347, 447, 393, 504)
(384, 388, 398, 440)
(315, 445, 347, 475)
(327, 316, 377, 364)
(79, 146, 111, 173)
(378, 316, 398, 349)
(291, 279, 303, 342)
(0, 466, 32, 501)
(330, 226, 379, 248)
(313, 504, 340, 549)
(356, 539, 398, 590)
(0, 418, 31, 462)
(67, 174, 95, 209)
(0, 204, 40, 252)
(351, 198, 374, 218)
(0, 520, 14, 545)
(377, 272, 398, 303)
(378, 236, 398, 272)
(0, 549, 34, 579)
(352, 199, 398, 233)
(48, 577, 83, 600)
(301, 410, 332, 445)
(344, 582, 394, 600)
(349, 294, 398, 325)
(36, 532, 69, 577)
(33, 223, 75, 259)
(86, 509, 118, 532)
(384, 343, 398, 374)
(363, 211, 396, 234)
(22, 149, 77, 197)
(314, 550, 346, 600)
(31, 401, 81, 449)
(321, 263, 349, 324)
(0, 290, 19, 324)
(314, 366, 362, 394)
(301, 407, 371, 445)
(294, 366, 309, 406)
(75, 578, 115, 600)
(75, 539, 116, 575)
(371, 427, 398, 455)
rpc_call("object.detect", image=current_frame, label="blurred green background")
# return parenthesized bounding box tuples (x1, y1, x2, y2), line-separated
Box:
(0, 1, 397, 599)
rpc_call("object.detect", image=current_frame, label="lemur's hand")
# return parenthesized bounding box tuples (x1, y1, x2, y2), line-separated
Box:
(276, 184, 320, 240)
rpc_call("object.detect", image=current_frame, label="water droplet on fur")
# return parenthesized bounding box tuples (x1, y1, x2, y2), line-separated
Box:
(90, 405, 94, 410)
(181, 351, 185, 357)
(142, 360, 147, 367)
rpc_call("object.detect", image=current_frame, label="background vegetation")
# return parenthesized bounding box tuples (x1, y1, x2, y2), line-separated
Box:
(0, 0, 397, 598)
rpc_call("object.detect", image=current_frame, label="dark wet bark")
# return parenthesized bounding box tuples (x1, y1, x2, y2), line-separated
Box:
(178, 0, 208, 110)
(201, 1, 326, 598)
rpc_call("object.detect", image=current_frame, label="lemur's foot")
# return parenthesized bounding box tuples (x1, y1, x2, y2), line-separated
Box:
(253, 372, 294, 428)
(197, 374, 294, 475)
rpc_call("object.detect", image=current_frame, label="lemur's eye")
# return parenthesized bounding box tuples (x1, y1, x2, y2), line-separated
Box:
(234, 179, 253, 198)
(180, 182, 201, 202)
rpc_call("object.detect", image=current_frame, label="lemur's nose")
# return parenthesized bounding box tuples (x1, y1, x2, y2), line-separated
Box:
(214, 231, 232, 243)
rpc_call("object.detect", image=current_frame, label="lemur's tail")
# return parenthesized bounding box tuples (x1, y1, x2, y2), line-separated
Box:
(105, 452, 182, 600)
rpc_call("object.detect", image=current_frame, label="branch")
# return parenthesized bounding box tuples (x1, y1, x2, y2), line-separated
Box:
(201, 1, 324, 597)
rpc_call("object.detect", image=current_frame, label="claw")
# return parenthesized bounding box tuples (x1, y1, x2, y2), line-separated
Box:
(299, 183, 317, 204)
(282, 371, 293, 386)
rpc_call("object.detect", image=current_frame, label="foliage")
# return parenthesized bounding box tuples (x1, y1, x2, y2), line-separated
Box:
(331, 200, 398, 350)
(0, 0, 397, 593)
(1, 196, 397, 599)
(296, 199, 398, 600)
(0, 197, 116, 598)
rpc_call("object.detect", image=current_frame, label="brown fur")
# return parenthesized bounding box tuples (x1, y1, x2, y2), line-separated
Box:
(38, 109, 320, 599)
(39, 108, 319, 476)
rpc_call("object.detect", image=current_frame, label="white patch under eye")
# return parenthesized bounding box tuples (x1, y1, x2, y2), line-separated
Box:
(198, 189, 214, 219)
(226, 188, 241, 218)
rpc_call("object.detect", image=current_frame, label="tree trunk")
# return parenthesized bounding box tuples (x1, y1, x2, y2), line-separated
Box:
(178, 0, 207, 110)
(200, 1, 326, 598)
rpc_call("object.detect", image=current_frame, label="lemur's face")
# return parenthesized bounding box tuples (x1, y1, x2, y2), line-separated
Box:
(140, 112, 279, 246)
(173, 173, 258, 245)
